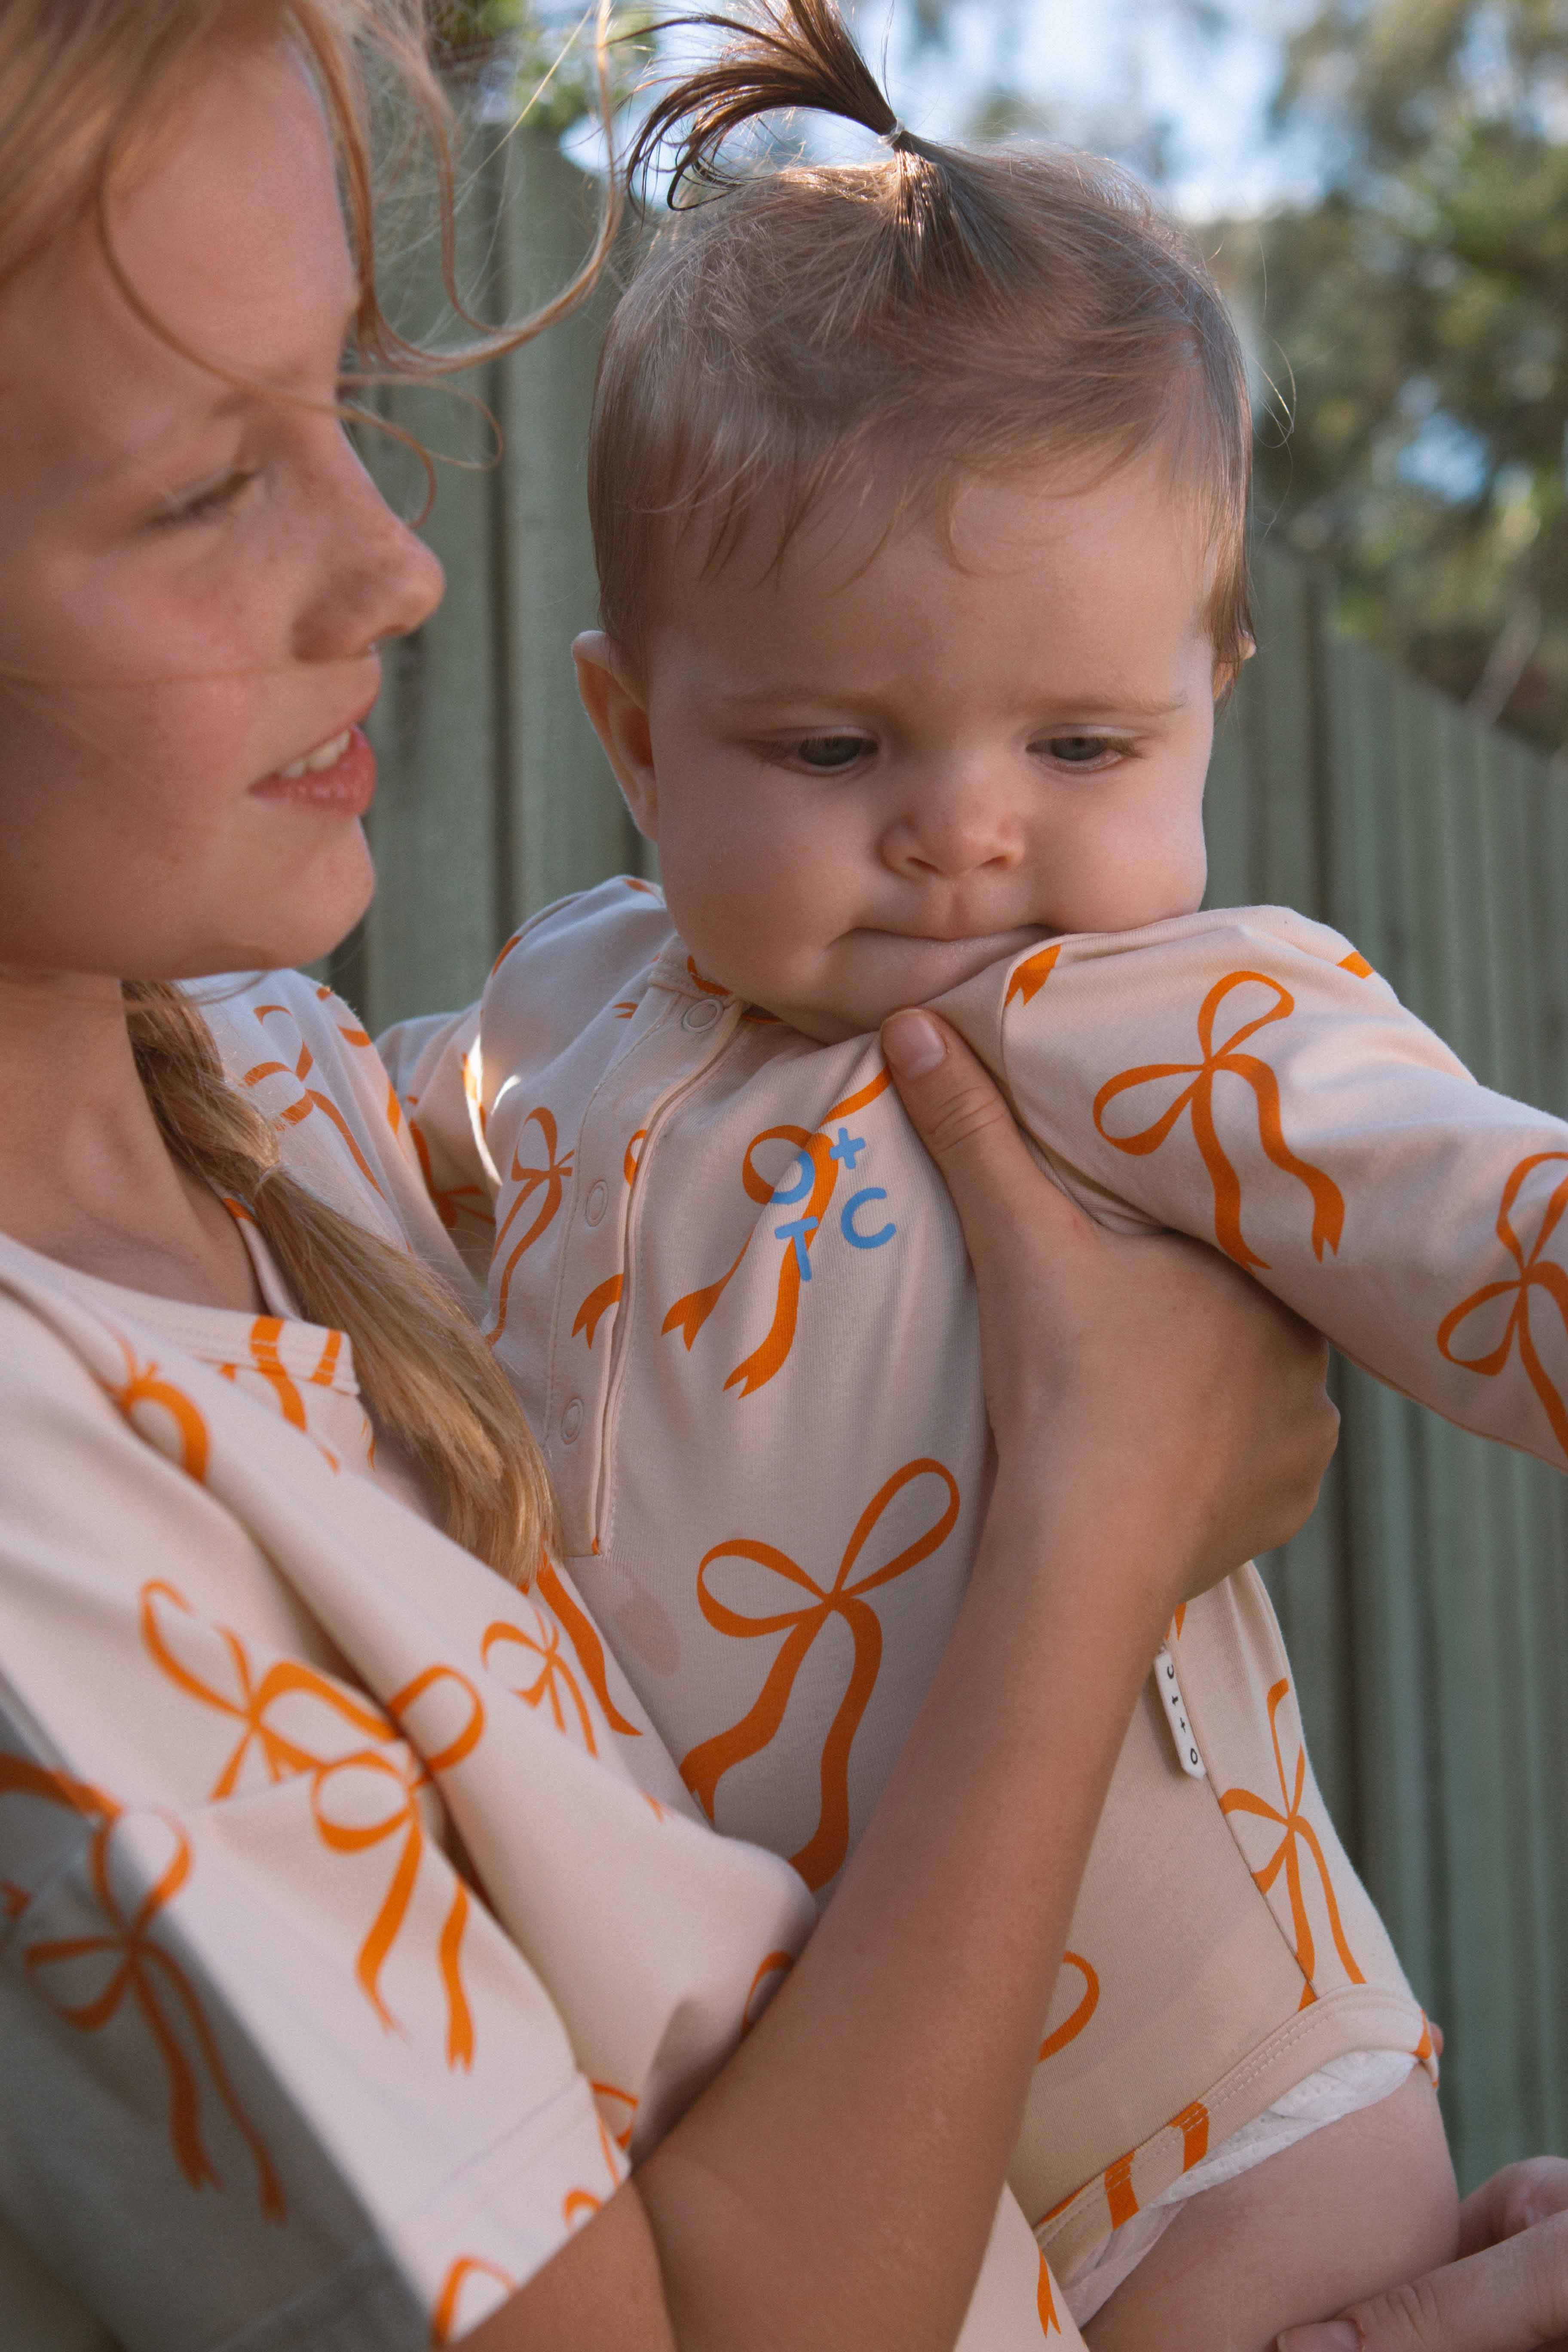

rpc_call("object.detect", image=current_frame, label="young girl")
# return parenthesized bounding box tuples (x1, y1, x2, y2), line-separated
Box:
(0, 2, 1342, 2347)
(384, 3, 1566, 2342)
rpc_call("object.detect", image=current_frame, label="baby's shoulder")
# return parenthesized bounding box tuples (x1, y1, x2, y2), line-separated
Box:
(483, 876, 674, 1045)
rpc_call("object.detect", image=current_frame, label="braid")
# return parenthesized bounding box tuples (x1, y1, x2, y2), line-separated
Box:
(124, 980, 557, 1584)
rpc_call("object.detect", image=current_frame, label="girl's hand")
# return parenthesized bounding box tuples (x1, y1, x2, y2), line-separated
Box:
(1277, 2159, 1568, 2352)
(882, 1007, 1338, 1602)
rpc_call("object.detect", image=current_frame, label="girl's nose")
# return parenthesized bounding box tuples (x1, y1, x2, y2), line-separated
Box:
(293, 432, 445, 663)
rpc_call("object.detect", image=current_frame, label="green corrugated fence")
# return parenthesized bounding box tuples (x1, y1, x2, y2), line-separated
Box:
(1213, 558, 1568, 2190)
(339, 122, 1568, 2195)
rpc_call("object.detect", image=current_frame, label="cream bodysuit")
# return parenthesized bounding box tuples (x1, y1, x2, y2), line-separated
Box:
(383, 878, 1562, 2300)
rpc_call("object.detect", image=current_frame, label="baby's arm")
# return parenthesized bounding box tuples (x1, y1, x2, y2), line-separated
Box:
(1084, 2066, 1457, 2352)
(975, 907, 1568, 1472)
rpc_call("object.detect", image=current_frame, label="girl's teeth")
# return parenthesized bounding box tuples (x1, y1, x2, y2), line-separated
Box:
(277, 728, 352, 780)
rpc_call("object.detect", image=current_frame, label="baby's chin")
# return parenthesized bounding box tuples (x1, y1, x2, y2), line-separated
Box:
(769, 925, 1055, 1044)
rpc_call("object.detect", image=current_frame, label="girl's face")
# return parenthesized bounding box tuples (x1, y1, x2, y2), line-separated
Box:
(0, 40, 444, 984)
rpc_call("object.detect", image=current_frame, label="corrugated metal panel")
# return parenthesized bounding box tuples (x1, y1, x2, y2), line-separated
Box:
(342, 126, 1567, 2191)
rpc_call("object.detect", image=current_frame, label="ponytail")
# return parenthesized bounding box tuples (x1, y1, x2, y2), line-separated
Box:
(125, 980, 557, 1585)
(627, 0, 1028, 302)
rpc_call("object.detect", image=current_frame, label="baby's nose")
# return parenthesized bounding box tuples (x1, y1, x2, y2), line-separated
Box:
(882, 774, 1026, 878)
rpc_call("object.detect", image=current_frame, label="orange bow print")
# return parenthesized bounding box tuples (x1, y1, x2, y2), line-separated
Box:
(663, 1068, 892, 1397)
(680, 1458, 960, 1889)
(25, 1811, 283, 2216)
(219, 1318, 349, 1449)
(483, 1602, 601, 1753)
(489, 1106, 574, 1344)
(242, 1002, 385, 1201)
(107, 1334, 210, 1480)
(142, 1583, 482, 2065)
(324, 992, 407, 1140)
(0, 1757, 118, 1914)
(1219, 1678, 1363, 2007)
(1437, 1149, 1568, 1457)
(407, 1112, 490, 1236)
(1093, 971, 1344, 1272)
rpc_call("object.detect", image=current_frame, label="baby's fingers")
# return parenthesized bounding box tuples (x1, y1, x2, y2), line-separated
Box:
(881, 1008, 1085, 1281)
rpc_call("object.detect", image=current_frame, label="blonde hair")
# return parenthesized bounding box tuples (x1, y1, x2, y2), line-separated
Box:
(2, 0, 597, 1584)
(592, 0, 1253, 672)
(127, 982, 559, 1577)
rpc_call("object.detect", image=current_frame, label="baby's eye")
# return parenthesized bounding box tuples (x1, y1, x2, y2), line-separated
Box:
(1035, 732, 1124, 769)
(789, 733, 876, 773)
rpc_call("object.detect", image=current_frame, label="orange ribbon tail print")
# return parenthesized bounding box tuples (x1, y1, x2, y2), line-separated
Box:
(489, 1106, 574, 1345)
(1037, 1951, 1099, 2065)
(1219, 1678, 1363, 2008)
(1037, 2253, 1062, 2337)
(1437, 1149, 1568, 1457)
(573, 1273, 624, 1348)
(1093, 970, 1344, 1271)
(242, 1002, 386, 1200)
(1006, 942, 1062, 1009)
(680, 1459, 959, 1889)
(535, 1561, 642, 1737)
(663, 1068, 893, 1397)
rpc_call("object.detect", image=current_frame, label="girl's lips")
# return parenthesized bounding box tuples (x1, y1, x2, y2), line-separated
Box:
(250, 725, 376, 818)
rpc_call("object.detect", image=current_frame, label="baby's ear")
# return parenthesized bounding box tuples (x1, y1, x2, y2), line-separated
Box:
(573, 632, 659, 839)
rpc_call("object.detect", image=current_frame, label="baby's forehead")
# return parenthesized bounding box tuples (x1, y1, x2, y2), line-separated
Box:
(645, 442, 1222, 674)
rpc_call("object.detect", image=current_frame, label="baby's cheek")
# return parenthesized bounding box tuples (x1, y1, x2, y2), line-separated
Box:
(1078, 807, 1206, 931)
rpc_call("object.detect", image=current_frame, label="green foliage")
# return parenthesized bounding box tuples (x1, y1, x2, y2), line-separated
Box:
(1224, 0, 1568, 745)
(430, 0, 655, 134)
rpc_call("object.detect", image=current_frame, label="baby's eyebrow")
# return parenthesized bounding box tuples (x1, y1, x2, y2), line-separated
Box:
(1034, 691, 1192, 721)
(709, 684, 1193, 722)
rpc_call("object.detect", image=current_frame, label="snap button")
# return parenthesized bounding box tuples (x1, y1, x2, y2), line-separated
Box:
(560, 1397, 584, 1443)
(683, 997, 722, 1031)
(585, 1180, 608, 1227)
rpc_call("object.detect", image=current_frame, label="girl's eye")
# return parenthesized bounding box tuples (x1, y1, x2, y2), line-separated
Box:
(1036, 732, 1122, 769)
(790, 734, 875, 772)
(152, 468, 260, 528)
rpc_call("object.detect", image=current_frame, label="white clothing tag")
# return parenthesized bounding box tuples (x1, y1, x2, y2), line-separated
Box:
(1154, 1644, 1207, 1779)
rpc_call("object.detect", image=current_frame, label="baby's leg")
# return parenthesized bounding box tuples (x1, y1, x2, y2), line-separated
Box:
(1083, 2067, 1458, 2352)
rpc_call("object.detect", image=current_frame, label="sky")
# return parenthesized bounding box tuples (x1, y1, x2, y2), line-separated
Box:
(873, 0, 1318, 216)
(557, 0, 1323, 220)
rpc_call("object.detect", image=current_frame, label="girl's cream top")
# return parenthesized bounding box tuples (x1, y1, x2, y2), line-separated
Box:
(0, 970, 1073, 2352)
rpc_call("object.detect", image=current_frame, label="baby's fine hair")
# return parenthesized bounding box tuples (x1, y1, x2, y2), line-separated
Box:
(591, 0, 1253, 668)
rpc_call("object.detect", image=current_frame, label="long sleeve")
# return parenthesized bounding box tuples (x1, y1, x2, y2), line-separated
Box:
(957, 906, 1568, 1470)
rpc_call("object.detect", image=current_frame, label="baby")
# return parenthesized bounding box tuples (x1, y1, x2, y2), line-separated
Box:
(380, 3, 1568, 2338)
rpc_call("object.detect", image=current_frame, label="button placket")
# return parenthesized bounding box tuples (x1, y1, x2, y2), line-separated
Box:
(547, 986, 742, 1556)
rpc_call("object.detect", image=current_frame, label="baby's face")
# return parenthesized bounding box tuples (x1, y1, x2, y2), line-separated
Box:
(584, 445, 1221, 1043)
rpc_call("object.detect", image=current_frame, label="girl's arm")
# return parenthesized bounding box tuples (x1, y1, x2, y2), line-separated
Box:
(478, 1008, 1338, 2352)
